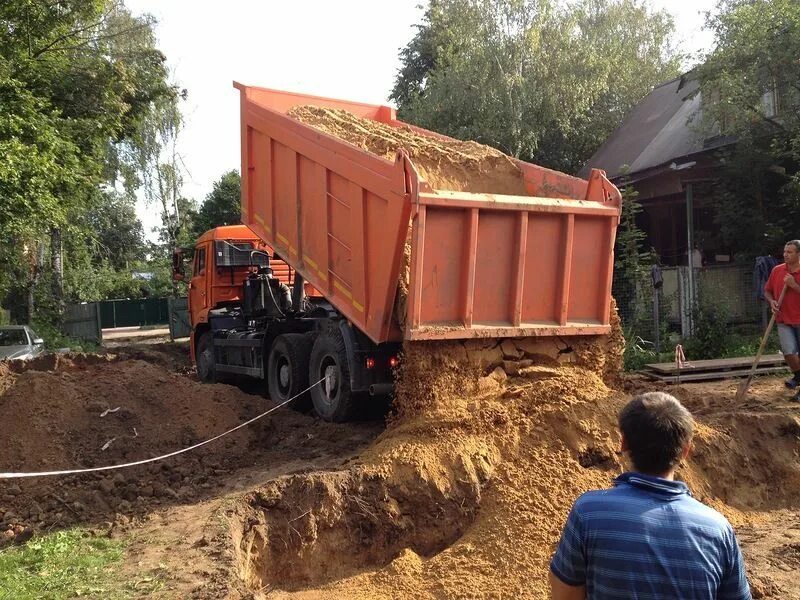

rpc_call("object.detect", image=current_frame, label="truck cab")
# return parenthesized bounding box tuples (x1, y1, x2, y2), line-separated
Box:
(174, 224, 399, 423)
(174, 225, 292, 365)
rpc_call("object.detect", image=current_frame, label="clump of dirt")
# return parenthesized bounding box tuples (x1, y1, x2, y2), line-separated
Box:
(289, 106, 528, 196)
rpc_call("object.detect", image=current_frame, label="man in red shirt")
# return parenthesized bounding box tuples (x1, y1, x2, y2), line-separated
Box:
(764, 240, 800, 398)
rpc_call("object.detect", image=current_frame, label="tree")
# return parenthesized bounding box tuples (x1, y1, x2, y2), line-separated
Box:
(193, 170, 241, 238)
(391, 0, 681, 174)
(0, 1, 179, 321)
(696, 0, 800, 258)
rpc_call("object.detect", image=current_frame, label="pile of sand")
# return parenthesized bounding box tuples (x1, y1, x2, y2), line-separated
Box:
(230, 335, 800, 599)
(231, 338, 623, 598)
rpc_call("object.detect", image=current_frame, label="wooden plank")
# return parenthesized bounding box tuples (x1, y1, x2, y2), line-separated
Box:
(642, 365, 788, 384)
(643, 354, 785, 375)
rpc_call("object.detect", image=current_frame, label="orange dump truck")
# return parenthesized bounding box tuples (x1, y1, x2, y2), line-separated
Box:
(179, 83, 621, 421)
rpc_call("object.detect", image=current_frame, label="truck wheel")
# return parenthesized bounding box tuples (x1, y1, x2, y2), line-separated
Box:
(309, 328, 354, 422)
(267, 334, 313, 410)
(196, 331, 216, 383)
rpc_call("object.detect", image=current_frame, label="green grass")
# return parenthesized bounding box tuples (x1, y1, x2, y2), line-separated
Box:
(0, 528, 126, 600)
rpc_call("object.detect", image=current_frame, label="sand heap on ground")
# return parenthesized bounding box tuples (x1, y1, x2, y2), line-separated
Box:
(231, 331, 800, 599)
(231, 334, 628, 599)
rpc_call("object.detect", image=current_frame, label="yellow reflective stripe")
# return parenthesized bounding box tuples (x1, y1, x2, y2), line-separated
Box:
(333, 280, 352, 299)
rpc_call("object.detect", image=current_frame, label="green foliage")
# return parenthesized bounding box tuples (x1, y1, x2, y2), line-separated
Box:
(684, 297, 731, 360)
(696, 0, 800, 259)
(613, 175, 658, 338)
(193, 170, 241, 237)
(31, 318, 98, 352)
(391, 0, 681, 173)
(622, 327, 673, 371)
(0, 528, 125, 599)
(0, 1, 182, 328)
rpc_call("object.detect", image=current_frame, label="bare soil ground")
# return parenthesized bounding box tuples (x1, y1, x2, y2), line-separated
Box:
(1, 340, 798, 599)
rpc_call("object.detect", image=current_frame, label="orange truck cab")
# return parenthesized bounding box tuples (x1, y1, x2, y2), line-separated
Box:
(175, 225, 289, 364)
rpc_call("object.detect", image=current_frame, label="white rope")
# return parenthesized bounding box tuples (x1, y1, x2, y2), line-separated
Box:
(0, 377, 326, 479)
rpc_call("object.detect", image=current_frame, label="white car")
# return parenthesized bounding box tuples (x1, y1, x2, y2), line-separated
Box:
(0, 325, 45, 361)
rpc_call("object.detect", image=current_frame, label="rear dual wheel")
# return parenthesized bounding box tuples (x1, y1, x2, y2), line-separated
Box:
(309, 328, 355, 423)
(267, 334, 314, 410)
(266, 328, 356, 422)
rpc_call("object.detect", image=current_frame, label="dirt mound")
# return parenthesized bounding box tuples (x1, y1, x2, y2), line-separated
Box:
(230, 341, 623, 598)
(230, 339, 800, 599)
(0, 354, 380, 541)
(289, 106, 528, 195)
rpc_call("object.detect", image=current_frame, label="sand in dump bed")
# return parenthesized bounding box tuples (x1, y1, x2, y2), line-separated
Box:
(290, 105, 530, 328)
(289, 106, 529, 196)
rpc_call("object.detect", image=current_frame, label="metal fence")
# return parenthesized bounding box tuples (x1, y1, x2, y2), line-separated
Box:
(99, 298, 170, 329)
(63, 302, 103, 342)
(167, 297, 191, 340)
(615, 264, 766, 352)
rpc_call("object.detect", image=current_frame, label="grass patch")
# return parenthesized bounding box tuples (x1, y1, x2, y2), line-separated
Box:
(0, 528, 126, 600)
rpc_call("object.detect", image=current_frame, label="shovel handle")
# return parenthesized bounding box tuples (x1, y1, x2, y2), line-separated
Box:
(737, 284, 789, 401)
(750, 284, 788, 374)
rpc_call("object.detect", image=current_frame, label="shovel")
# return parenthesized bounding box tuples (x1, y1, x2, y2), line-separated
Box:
(735, 283, 788, 402)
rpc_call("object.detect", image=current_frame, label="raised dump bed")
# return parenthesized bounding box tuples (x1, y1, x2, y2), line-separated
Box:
(234, 82, 621, 344)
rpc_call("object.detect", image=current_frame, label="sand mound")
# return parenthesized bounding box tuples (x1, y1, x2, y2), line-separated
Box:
(231, 342, 622, 598)
(230, 335, 800, 599)
(289, 106, 528, 196)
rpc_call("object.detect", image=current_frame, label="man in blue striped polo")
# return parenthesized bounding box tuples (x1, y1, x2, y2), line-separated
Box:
(549, 392, 751, 599)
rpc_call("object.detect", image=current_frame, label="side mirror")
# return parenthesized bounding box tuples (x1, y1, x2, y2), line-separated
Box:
(33, 338, 44, 345)
(172, 248, 186, 282)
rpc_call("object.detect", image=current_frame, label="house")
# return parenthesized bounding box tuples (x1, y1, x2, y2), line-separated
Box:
(580, 73, 736, 267)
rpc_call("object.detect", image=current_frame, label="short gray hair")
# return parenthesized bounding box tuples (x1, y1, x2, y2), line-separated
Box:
(786, 240, 800, 252)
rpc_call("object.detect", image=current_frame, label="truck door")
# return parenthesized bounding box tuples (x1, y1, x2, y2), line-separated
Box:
(189, 243, 209, 315)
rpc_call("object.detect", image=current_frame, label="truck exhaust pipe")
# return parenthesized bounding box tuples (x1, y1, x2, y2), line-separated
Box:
(369, 383, 393, 397)
(292, 272, 305, 312)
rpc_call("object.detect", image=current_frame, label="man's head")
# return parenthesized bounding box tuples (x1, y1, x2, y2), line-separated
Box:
(784, 241, 800, 266)
(618, 392, 694, 476)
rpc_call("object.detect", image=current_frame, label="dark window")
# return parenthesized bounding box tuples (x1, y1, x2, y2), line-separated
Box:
(0, 328, 27, 346)
(215, 241, 269, 267)
(196, 248, 206, 274)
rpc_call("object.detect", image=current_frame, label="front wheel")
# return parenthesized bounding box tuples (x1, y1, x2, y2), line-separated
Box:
(309, 328, 355, 422)
(196, 331, 216, 383)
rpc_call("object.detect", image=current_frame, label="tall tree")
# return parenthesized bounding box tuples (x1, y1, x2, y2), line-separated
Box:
(696, 0, 800, 257)
(193, 170, 241, 237)
(0, 1, 179, 321)
(391, 0, 681, 174)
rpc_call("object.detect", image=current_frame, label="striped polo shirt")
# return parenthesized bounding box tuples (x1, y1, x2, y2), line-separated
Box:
(550, 472, 751, 599)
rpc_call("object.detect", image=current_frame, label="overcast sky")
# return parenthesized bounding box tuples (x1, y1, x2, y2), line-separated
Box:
(125, 0, 717, 241)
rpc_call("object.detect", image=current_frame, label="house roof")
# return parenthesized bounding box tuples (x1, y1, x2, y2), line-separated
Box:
(579, 74, 729, 180)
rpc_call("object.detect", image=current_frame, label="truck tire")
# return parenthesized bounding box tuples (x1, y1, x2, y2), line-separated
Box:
(196, 331, 216, 383)
(267, 334, 313, 410)
(309, 327, 355, 422)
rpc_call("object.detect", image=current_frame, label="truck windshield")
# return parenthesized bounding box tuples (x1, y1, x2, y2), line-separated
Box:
(215, 241, 269, 268)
